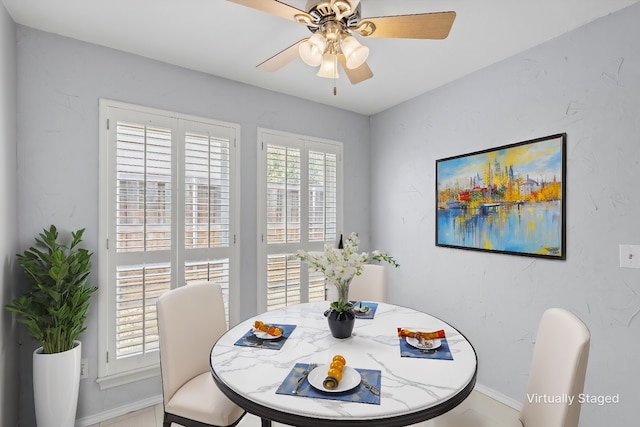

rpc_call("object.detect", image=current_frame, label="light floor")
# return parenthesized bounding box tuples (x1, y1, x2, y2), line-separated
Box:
(95, 389, 520, 427)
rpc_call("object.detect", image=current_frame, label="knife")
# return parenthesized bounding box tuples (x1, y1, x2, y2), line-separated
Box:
(292, 363, 315, 394)
(361, 378, 380, 396)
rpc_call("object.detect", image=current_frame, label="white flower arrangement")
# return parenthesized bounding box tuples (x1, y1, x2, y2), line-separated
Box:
(296, 232, 399, 312)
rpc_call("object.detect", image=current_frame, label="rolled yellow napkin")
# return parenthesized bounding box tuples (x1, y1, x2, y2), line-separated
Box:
(397, 328, 445, 340)
(253, 320, 283, 336)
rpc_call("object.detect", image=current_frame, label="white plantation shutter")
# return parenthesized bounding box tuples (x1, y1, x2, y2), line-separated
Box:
(258, 129, 342, 311)
(308, 150, 338, 241)
(266, 144, 301, 244)
(114, 122, 172, 361)
(115, 264, 170, 359)
(98, 100, 239, 385)
(184, 132, 230, 249)
(182, 129, 232, 321)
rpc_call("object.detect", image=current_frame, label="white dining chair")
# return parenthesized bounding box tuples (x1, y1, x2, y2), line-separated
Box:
(157, 282, 246, 427)
(432, 307, 590, 427)
(348, 264, 387, 303)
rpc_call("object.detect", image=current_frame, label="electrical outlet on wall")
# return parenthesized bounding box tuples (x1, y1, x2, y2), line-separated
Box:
(619, 244, 640, 269)
(80, 358, 88, 379)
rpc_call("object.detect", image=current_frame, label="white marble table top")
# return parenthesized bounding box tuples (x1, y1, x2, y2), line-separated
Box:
(210, 301, 477, 427)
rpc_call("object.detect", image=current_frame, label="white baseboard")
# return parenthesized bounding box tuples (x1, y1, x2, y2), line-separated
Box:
(75, 395, 163, 427)
(475, 382, 523, 411)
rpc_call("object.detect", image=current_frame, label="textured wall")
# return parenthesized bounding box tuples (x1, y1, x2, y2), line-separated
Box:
(370, 3, 640, 425)
(0, 2, 19, 426)
(13, 2, 640, 425)
(15, 26, 370, 424)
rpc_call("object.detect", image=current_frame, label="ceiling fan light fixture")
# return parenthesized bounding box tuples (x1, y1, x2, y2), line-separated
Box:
(235, 0, 456, 86)
(299, 33, 327, 66)
(317, 53, 339, 79)
(341, 35, 369, 69)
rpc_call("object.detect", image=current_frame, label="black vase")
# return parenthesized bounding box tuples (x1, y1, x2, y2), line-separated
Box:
(324, 307, 356, 339)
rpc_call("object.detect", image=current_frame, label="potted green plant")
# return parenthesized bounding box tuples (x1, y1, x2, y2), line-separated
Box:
(296, 232, 398, 338)
(5, 225, 96, 427)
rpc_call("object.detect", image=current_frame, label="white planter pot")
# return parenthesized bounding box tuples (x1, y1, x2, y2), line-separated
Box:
(33, 341, 81, 427)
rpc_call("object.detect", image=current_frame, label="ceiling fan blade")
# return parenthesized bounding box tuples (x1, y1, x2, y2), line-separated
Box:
(338, 54, 373, 84)
(257, 39, 307, 72)
(355, 11, 456, 39)
(228, 0, 313, 24)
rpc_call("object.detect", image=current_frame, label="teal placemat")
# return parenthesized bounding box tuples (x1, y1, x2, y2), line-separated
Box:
(276, 363, 381, 405)
(234, 324, 296, 350)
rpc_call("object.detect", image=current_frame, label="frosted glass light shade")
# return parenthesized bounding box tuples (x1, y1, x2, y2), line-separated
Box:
(299, 33, 327, 67)
(341, 35, 369, 69)
(317, 53, 339, 79)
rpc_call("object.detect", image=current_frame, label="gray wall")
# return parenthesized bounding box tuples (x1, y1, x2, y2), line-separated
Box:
(10, 2, 640, 425)
(371, 3, 640, 426)
(15, 26, 371, 424)
(0, 1, 19, 425)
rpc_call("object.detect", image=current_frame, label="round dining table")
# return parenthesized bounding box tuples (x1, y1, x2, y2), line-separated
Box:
(210, 301, 477, 427)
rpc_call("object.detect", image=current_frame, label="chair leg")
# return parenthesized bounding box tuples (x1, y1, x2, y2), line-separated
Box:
(163, 412, 171, 427)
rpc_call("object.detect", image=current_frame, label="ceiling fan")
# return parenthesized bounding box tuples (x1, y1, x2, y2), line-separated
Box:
(228, 0, 456, 87)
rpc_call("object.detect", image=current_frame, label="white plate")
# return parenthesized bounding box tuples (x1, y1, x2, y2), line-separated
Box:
(353, 304, 370, 314)
(406, 336, 441, 350)
(252, 329, 282, 340)
(308, 365, 361, 393)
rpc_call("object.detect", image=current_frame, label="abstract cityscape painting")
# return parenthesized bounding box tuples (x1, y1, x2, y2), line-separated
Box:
(436, 134, 566, 259)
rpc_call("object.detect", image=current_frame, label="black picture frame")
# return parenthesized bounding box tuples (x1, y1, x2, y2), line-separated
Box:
(436, 133, 566, 260)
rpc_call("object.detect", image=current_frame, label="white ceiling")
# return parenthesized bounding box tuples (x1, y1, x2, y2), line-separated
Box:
(4, 0, 639, 115)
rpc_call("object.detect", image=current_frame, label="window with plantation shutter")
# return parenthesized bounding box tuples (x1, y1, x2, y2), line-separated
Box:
(98, 100, 239, 387)
(114, 122, 172, 361)
(258, 129, 343, 312)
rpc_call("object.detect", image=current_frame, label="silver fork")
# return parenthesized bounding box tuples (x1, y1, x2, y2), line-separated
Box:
(292, 363, 316, 394)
